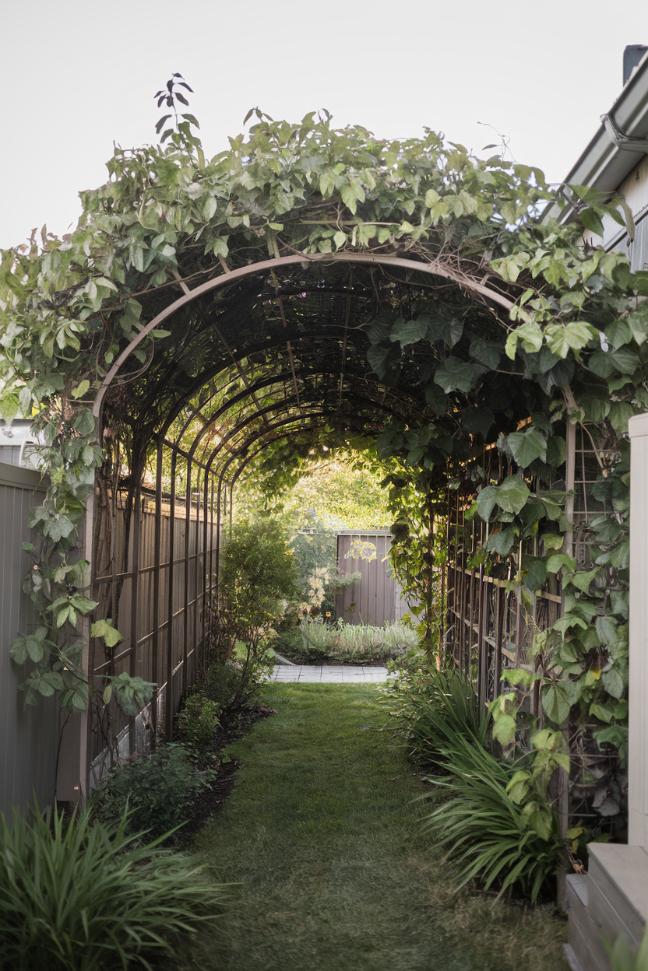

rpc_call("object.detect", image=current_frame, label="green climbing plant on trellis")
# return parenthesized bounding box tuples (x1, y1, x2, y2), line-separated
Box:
(0, 80, 645, 827)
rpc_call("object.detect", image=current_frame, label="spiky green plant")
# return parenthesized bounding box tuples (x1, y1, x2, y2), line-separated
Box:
(422, 734, 563, 902)
(0, 804, 228, 971)
(391, 665, 489, 767)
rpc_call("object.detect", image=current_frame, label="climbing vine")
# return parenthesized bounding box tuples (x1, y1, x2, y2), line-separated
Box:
(0, 79, 645, 830)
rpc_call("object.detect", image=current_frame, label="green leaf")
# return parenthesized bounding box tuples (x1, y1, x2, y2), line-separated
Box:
(492, 475, 530, 515)
(507, 427, 547, 467)
(485, 526, 516, 556)
(602, 668, 625, 700)
(595, 615, 618, 648)
(545, 321, 596, 358)
(505, 320, 543, 359)
(389, 317, 429, 347)
(91, 619, 123, 648)
(608, 401, 634, 435)
(546, 552, 576, 574)
(542, 683, 572, 724)
(70, 594, 98, 615)
(433, 357, 484, 393)
(502, 667, 536, 688)
(578, 207, 604, 236)
(476, 485, 498, 521)
(542, 533, 564, 551)
(71, 379, 90, 399)
(492, 713, 517, 745)
(202, 195, 217, 220)
(73, 409, 95, 436)
(469, 338, 501, 369)
(523, 556, 547, 591)
(506, 769, 530, 805)
(569, 568, 600, 593)
(367, 344, 390, 378)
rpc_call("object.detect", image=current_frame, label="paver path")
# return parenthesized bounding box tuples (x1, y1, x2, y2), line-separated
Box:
(191, 684, 566, 970)
(271, 662, 390, 683)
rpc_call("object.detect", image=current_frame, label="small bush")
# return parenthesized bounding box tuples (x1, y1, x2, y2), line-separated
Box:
(0, 805, 227, 971)
(203, 660, 242, 710)
(178, 692, 220, 763)
(92, 742, 214, 840)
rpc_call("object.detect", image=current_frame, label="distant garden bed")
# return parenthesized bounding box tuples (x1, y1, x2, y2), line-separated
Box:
(276, 618, 417, 665)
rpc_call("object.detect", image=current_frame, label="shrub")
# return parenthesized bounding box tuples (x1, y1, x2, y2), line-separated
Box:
(421, 733, 563, 902)
(92, 742, 215, 840)
(203, 660, 242, 709)
(0, 805, 227, 971)
(207, 519, 298, 708)
(178, 692, 220, 763)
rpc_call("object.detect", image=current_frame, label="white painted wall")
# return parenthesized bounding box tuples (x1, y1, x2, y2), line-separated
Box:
(629, 413, 648, 846)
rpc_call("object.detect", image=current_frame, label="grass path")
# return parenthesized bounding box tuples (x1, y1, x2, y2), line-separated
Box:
(192, 684, 567, 971)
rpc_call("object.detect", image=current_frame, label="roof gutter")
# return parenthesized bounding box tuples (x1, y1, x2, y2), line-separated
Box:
(544, 49, 648, 223)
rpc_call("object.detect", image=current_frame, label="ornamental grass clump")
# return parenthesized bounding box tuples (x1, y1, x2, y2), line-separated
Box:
(390, 664, 489, 767)
(421, 733, 564, 903)
(0, 805, 228, 971)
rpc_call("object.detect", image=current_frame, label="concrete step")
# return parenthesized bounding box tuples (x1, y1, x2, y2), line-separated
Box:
(588, 843, 648, 950)
(566, 874, 610, 971)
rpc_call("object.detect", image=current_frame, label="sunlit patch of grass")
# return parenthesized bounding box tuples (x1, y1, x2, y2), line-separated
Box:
(186, 684, 567, 971)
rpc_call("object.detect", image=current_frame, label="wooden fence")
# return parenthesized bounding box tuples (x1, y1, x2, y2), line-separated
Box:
(0, 462, 59, 814)
(335, 529, 410, 626)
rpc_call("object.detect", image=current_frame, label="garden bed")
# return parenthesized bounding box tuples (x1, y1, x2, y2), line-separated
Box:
(276, 619, 417, 665)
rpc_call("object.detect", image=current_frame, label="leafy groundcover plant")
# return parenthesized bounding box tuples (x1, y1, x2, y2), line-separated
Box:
(92, 742, 215, 840)
(0, 805, 227, 971)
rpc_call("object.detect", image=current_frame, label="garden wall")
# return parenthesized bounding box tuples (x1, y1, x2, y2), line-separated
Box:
(0, 462, 59, 813)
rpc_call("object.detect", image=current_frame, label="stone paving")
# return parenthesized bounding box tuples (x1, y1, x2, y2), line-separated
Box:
(270, 663, 391, 684)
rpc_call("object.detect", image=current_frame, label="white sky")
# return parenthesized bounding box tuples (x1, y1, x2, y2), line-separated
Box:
(2, 0, 647, 248)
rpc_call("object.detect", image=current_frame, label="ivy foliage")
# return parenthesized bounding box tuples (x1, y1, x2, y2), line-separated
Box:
(0, 82, 644, 822)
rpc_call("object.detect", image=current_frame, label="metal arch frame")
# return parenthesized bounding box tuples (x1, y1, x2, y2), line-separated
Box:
(187, 367, 417, 468)
(156, 329, 416, 452)
(91, 251, 517, 425)
(80, 250, 519, 796)
(202, 391, 405, 479)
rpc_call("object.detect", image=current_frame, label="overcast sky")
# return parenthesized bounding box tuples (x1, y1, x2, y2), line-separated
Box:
(2, 0, 647, 248)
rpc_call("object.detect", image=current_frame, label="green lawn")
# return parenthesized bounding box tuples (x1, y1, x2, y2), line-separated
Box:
(190, 684, 567, 971)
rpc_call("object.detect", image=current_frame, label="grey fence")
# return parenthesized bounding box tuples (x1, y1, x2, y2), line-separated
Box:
(0, 462, 59, 814)
(335, 530, 410, 626)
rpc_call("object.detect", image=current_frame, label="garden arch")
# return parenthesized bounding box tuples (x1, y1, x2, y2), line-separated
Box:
(0, 114, 639, 838)
(83, 250, 531, 781)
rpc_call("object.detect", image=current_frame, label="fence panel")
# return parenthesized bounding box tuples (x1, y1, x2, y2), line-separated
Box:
(0, 462, 59, 813)
(335, 530, 408, 626)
